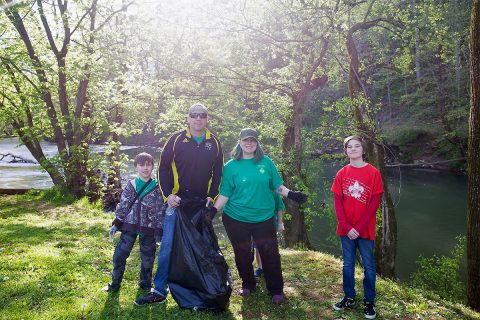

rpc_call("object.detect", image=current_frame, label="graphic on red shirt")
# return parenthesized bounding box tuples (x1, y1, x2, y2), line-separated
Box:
(343, 178, 372, 204)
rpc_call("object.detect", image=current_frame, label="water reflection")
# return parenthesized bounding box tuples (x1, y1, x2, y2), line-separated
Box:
(0, 137, 157, 189)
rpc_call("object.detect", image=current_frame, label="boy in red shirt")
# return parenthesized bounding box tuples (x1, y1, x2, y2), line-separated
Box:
(331, 135, 384, 319)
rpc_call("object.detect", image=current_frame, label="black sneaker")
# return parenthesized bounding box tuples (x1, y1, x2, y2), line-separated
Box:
(134, 292, 167, 305)
(364, 302, 376, 319)
(333, 296, 356, 311)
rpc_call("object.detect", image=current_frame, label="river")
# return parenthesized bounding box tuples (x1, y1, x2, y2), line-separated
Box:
(0, 137, 467, 282)
(307, 163, 467, 281)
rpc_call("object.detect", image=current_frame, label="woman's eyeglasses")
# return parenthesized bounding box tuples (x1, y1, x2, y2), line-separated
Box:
(189, 113, 207, 119)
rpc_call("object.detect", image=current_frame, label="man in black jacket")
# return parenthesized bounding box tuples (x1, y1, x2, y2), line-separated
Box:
(135, 103, 223, 305)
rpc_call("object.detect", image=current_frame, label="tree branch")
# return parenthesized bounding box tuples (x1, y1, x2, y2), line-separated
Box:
(94, 1, 134, 32)
(0, 57, 40, 91)
(69, 4, 93, 37)
(363, 0, 376, 23)
(5, 3, 67, 154)
(57, 0, 71, 55)
(36, 0, 60, 56)
(305, 37, 329, 87)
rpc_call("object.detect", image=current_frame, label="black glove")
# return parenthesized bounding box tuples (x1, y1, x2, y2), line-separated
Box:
(287, 190, 308, 204)
(203, 206, 217, 224)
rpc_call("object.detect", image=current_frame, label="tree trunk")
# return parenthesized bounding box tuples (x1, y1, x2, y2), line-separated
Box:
(282, 93, 310, 248)
(467, 0, 480, 311)
(346, 24, 397, 279)
(103, 106, 124, 211)
(2, 62, 66, 187)
(433, 46, 467, 157)
(373, 144, 397, 279)
(454, 0, 462, 99)
(279, 36, 328, 248)
(433, 47, 450, 132)
(5, 7, 68, 156)
(410, 0, 422, 83)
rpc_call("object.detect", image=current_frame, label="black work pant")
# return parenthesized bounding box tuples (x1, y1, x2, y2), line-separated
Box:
(222, 213, 283, 295)
(111, 231, 156, 290)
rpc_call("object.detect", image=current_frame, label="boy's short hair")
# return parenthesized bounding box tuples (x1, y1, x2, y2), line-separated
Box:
(134, 152, 154, 167)
(343, 135, 368, 157)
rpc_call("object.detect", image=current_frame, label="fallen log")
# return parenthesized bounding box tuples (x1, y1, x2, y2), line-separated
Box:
(0, 153, 37, 164)
(0, 188, 31, 195)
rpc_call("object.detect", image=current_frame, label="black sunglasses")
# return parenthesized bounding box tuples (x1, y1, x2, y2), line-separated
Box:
(189, 113, 208, 119)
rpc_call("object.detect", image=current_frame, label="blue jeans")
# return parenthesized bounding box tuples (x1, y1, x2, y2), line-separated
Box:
(340, 236, 376, 303)
(152, 207, 177, 296)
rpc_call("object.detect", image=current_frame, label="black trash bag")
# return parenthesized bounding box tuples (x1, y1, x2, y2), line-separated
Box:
(168, 200, 232, 311)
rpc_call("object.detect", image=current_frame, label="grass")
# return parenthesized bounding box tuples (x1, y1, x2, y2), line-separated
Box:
(0, 193, 479, 320)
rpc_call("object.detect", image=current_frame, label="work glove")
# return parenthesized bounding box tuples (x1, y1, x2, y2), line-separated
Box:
(203, 206, 217, 224)
(109, 225, 118, 242)
(287, 190, 308, 204)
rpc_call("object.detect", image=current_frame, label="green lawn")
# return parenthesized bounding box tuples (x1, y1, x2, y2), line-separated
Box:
(0, 193, 478, 320)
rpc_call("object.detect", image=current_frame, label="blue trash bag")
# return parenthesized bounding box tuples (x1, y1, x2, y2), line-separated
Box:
(168, 199, 232, 312)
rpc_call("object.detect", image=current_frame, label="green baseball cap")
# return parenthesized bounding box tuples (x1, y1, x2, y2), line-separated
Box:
(239, 128, 258, 141)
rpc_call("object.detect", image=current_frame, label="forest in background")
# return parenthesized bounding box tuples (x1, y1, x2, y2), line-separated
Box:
(0, 0, 471, 167)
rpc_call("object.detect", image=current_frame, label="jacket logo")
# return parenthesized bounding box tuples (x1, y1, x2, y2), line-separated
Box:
(183, 138, 189, 143)
(205, 142, 212, 150)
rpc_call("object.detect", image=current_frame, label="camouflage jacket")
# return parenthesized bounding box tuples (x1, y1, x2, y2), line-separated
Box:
(112, 179, 163, 236)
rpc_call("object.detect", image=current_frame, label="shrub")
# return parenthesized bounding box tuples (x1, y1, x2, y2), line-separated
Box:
(20, 186, 76, 205)
(411, 236, 466, 303)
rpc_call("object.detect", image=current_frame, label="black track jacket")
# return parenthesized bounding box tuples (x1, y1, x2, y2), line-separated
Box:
(157, 127, 223, 201)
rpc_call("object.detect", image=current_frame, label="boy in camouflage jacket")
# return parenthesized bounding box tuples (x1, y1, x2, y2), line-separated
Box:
(103, 152, 163, 292)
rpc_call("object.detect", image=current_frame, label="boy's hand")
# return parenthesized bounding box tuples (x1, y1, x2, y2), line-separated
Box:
(347, 228, 359, 240)
(109, 225, 118, 242)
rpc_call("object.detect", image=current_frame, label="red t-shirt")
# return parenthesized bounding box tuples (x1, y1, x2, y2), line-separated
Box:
(331, 163, 384, 240)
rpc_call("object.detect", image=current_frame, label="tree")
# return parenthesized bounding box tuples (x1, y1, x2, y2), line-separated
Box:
(395, 0, 470, 164)
(206, 0, 333, 247)
(317, 0, 400, 278)
(467, 0, 480, 311)
(135, 0, 334, 248)
(1, 0, 131, 198)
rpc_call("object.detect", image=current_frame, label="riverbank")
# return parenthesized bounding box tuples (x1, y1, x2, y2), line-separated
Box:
(0, 193, 478, 319)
